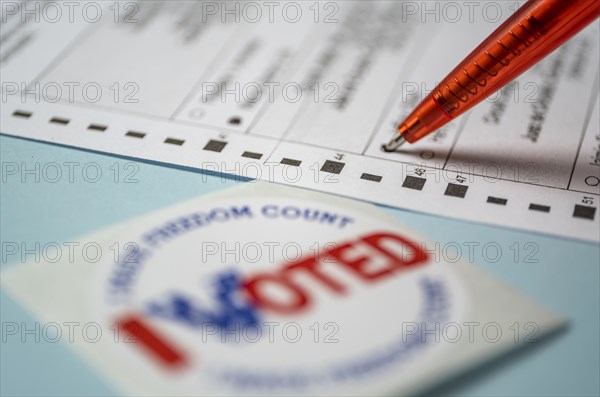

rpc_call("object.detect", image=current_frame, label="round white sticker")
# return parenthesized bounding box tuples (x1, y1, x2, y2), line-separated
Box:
(96, 195, 469, 395)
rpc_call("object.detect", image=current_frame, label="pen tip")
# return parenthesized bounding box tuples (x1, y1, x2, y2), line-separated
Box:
(381, 134, 407, 152)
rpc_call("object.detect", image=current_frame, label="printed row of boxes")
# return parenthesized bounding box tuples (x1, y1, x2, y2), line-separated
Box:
(11, 109, 598, 221)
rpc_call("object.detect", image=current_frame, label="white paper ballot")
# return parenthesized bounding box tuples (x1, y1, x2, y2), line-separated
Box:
(1, 182, 565, 396)
(1, 1, 598, 241)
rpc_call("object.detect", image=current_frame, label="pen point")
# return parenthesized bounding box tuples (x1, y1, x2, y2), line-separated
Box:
(382, 135, 407, 152)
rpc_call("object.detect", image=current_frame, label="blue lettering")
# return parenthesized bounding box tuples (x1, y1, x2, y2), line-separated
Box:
(146, 271, 259, 332)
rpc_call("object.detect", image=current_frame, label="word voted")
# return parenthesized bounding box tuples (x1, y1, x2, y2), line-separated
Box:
(148, 232, 429, 334)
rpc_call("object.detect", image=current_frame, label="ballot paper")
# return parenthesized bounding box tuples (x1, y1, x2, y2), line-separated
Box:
(1, 1, 599, 241)
(1, 182, 564, 396)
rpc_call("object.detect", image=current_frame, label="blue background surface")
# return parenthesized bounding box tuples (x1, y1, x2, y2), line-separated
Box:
(1, 135, 599, 396)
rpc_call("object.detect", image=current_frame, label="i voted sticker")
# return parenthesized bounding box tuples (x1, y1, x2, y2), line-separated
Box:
(95, 196, 470, 396)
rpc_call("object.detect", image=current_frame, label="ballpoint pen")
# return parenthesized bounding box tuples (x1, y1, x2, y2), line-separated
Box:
(383, 0, 600, 152)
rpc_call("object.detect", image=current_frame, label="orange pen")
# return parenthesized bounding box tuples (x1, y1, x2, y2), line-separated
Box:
(383, 0, 600, 152)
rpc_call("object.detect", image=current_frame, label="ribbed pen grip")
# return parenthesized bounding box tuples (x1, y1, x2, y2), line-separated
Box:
(389, 0, 600, 146)
(432, 0, 599, 118)
(435, 16, 542, 114)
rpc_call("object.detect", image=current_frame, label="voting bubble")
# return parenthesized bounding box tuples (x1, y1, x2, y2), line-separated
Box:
(420, 150, 435, 160)
(585, 176, 600, 187)
(188, 108, 206, 120)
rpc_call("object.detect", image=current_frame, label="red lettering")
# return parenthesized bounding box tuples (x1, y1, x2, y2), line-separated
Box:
(117, 315, 187, 369)
(327, 242, 394, 281)
(243, 273, 309, 314)
(362, 232, 428, 268)
(242, 232, 428, 315)
(284, 256, 347, 294)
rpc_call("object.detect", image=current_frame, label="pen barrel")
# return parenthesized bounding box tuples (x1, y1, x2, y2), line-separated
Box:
(403, 0, 600, 143)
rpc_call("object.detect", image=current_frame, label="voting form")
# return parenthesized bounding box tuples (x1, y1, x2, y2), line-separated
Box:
(1, 1, 599, 241)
